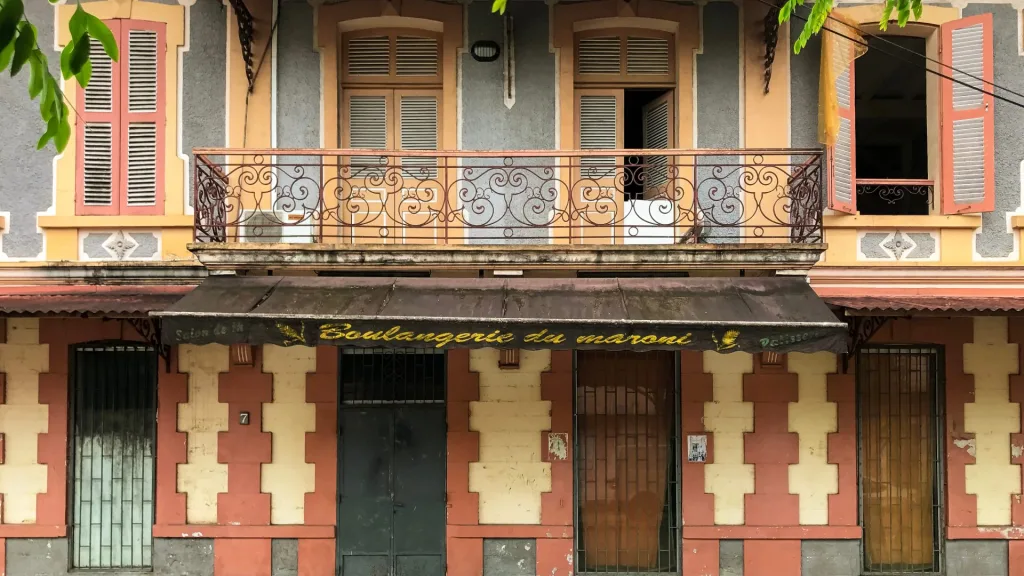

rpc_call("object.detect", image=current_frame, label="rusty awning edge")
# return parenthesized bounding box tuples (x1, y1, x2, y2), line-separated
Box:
(154, 276, 849, 354)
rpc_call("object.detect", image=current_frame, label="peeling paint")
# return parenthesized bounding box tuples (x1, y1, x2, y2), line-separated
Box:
(1012, 444, 1023, 459)
(953, 437, 977, 457)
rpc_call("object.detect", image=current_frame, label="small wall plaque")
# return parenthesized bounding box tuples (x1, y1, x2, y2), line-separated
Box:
(687, 434, 707, 463)
(239, 411, 250, 426)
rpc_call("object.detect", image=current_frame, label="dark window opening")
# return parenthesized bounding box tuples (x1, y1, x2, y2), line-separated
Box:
(69, 342, 158, 570)
(340, 348, 445, 404)
(854, 36, 931, 216)
(624, 89, 673, 201)
(858, 346, 944, 574)
(575, 351, 680, 574)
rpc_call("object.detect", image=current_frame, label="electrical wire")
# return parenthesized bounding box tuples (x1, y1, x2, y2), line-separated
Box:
(756, 0, 1024, 110)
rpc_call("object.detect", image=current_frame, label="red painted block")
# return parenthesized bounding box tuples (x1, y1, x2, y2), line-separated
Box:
(298, 539, 335, 576)
(0, 536, 5, 576)
(682, 539, 719, 576)
(744, 539, 800, 576)
(214, 539, 271, 576)
(446, 537, 482, 576)
(536, 538, 572, 576)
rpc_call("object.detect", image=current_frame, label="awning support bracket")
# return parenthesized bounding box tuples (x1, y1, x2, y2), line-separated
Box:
(127, 318, 172, 373)
(842, 315, 890, 372)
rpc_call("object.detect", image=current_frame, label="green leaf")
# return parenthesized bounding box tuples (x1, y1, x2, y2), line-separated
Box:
(69, 34, 91, 77)
(39, 75, 56, 120)
(0, 0, 24, 51)
(75, 58, 91, 87)
(27, 53, 44, 98)
(0, 37, 13, 72)
(55, 116, 71, 152)
(69, 3, 89, 44)
(11, 21, 36, 76)
(37, 115, 58, 150)
(60, 40, 74, 79)
(85, 14, 117, 61)
(491, 0, 507, 15)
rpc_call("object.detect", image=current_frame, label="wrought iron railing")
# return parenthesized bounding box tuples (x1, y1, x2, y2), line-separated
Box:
(192, 148, 824, 245)
(855, 179, 933, 216)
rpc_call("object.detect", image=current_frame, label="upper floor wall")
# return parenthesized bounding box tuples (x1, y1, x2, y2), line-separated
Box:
(2, 0, 1022, 268)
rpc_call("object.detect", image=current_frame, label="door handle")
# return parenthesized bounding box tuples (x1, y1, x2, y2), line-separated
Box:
(394, 502, 405, 508)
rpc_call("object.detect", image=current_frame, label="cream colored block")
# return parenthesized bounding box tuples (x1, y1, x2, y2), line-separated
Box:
(788, 351, 839, 526)
(177, 344, 230, 524)
(963, 316, 1022, 526)
(0, 318, 50, 524)
(468, 348, 552, 524)
(261, 345, 317, 525)
(703, 351, 755, 525)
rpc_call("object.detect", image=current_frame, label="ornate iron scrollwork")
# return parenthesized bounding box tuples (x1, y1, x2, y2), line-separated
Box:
(842, 315, 891, 372)
(127, 318, 171, 373)
(763, 2, 781, 94)
(229, 0, 256, 91)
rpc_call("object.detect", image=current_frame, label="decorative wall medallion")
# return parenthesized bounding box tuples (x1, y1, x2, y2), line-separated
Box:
(858, 230, 939, 261)
(103, 231, 138, 260)
(882, 231, 911, 260)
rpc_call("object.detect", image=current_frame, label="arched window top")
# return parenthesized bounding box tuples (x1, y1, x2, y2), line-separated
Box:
(342, 29, 442, 86)
(574, 29, 674, 85)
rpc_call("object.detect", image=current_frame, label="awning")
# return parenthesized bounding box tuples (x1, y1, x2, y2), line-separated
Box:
(0, 285, 196, 316)
(826, 295, 1024, 315)
(155, 276, 848, 354)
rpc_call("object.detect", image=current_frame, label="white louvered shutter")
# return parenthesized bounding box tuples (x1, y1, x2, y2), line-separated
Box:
(578, 93, 620, 179)
(627, 37, 670, 76)
(642, 93, 672, 196)
(577, 36, 621, 76)
(941, 14, 994, 214)
(346, 36, 391, 77)
(80, 32, 118, 211)
(396, 36, 439, 77)
(830, 48, 857, 214)
(346, 94, 389, 173)
(120, 25, 163, 212)
(398, 94, 439, 179)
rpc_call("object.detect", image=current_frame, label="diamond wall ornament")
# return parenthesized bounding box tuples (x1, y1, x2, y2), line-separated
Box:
(103, 231, 138, 260)
(882, 231, 915, 260)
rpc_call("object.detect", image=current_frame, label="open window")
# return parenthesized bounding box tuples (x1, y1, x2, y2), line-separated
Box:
(827, 14, 994, 216)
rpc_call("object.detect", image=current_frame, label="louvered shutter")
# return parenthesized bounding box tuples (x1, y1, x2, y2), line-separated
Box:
(578, 92, 621, 179)
(398, 93, 439, 179)
(941, 14, 994, 214)
(830, 57, 857, 214)
(642, 92, 673, 197)
(396, 36, 439, 77)
(77, 20, 120, 215)
(577, 37, 621, 76)
(627, 37, 670, 76)
(346, 35, 391, 77)
(346, 93, 390, 174)
(119, 22, 165, 214)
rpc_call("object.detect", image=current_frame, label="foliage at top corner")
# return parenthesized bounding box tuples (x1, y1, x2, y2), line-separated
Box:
(779, 0, 924, 54)
(1, 0, 118, 153)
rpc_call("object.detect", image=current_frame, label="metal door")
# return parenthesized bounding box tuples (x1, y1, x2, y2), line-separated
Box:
(337, 350, 446, 576)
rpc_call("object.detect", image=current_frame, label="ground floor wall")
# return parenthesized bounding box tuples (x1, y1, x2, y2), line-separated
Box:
(0, 316, 1022, 575)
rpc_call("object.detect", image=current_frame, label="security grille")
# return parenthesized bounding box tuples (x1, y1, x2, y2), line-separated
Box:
(69, 342, 157, 569)
(574, 351, 680, 574)
(858, 346, 943, 575)
(340, 348, 445, 404)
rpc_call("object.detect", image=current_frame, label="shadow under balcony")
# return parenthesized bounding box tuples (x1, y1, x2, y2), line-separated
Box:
(190, 148, 826, 272)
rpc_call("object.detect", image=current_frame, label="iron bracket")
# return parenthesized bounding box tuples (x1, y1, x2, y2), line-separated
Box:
(842, 315, 891, 373)
(763, 1, 780, 94)
(127, 318, 172, 373)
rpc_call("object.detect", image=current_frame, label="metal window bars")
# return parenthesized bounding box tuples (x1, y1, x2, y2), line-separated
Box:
(340, 348, 446, 405)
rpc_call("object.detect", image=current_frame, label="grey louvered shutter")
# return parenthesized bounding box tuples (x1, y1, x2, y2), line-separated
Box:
(347, 94, 389, 174)
(79, 24, 119, 212)
(642, 93, 672, 195)
(627, 37, 670, 76)
(578, 93, 619, 179)
(941, 14, 994, 214)
(830, 48, 856, 214)
(121, 25, 163, 212)
(396, 36, 439, 77)
(577, 36, 621, 76)
(399, 94, 439, 179)
(346, 36, 390, 77)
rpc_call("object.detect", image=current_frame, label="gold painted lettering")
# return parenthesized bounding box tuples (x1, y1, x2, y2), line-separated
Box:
(496, 333, 515, 344)
(454, 333, 472, 343)
(524, 329, 548, 343)
(640, 335, 657, 345)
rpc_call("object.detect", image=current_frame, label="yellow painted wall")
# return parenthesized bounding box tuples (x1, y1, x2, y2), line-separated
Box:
(261, 345, 317, 525)
(788, 352, 839, 525)
(0, 319, 50, 524)
(703, 351, 754, 525)
(964, 316, 1022, 526)
(468, 348, 552, 524)
(177, 344, 230, 524)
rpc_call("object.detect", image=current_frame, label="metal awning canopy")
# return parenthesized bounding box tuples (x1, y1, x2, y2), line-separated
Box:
(155, 276, 848, 354)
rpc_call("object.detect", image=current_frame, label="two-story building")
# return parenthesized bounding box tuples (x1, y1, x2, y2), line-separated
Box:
(0, 0, 1021, 575)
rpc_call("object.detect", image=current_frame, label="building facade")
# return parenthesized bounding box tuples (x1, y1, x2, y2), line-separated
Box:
(0, 0, 1022, 575)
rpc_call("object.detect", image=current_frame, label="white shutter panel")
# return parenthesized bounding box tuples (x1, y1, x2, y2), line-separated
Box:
(396, 36, 439, 77)
(347, 36, 391, 76)
(347, 94, 389, 173)
(627, 37, 670, 76)
(82, 39, 116, 207)
(579, 94, 618, 179)
(642, 94, 671, 193)
(399, 95, 438, 179)
(123, 28, 160, 207)
(577, 37, 621, 76)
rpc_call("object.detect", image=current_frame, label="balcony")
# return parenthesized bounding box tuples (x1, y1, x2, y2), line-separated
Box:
(190, 148, 825, 271)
